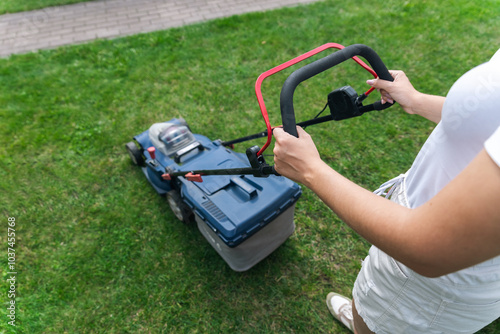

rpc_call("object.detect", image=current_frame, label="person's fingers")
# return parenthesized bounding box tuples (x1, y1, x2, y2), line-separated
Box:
(366, 77, 391, 90)
(367, 78, 394, 104)
(380, 89, 394, 104)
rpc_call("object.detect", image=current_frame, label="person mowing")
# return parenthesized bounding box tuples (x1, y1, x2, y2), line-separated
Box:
(273, 48, 500, 333)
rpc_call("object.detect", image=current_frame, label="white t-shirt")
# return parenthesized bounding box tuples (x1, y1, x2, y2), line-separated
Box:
(405, 49, 500, 208)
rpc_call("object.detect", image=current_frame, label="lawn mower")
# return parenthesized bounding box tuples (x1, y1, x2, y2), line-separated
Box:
(125, 43, 394, 271)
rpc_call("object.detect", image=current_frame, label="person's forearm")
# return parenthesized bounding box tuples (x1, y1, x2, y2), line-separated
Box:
(303, 160, 458, 277)
(408, 92, 445, 123)
(303, 161, 420, 267)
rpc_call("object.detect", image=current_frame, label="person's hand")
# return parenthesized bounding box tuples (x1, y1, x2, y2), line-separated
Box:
(367, 70, 420, 115)
(273, 126, 324, 186)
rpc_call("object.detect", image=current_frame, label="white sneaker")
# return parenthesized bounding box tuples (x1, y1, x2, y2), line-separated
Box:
(326, 292, 354, 332)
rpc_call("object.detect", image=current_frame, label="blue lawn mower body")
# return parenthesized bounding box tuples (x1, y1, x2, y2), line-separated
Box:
(126, 118, 302, 271)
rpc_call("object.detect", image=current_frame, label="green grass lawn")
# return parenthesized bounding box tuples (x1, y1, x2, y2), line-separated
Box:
(0, 0, 93, 14)
(1, 0, 500, 332)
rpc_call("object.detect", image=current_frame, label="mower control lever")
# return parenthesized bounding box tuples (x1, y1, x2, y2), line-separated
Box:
(147, 146, 160, 167)
(246, 146, 279, 177)
(327, 85, 390, 120)
(147, 146, 156, 159)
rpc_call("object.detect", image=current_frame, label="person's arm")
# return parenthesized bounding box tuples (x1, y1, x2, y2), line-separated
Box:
(368, 70, 445, 123)
(273, 126, 500, 277)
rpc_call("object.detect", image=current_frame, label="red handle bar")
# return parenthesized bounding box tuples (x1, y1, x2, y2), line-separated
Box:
(254, 43, 377, 156)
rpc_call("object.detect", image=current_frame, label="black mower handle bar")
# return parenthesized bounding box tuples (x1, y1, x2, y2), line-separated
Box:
(280, 44, 394, 137)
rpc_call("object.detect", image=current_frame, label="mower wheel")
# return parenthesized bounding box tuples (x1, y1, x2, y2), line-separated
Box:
(167, 190, 193, 224)
(126, 141, 145, 166)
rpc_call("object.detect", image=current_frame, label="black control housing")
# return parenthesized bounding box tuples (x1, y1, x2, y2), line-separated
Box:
(327, 86, 363, 121)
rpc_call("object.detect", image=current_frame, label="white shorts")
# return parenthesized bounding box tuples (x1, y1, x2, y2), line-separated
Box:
(352, 174, 500, 333)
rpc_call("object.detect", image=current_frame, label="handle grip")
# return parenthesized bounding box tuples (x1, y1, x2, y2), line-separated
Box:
(280, 44, 393, 137)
